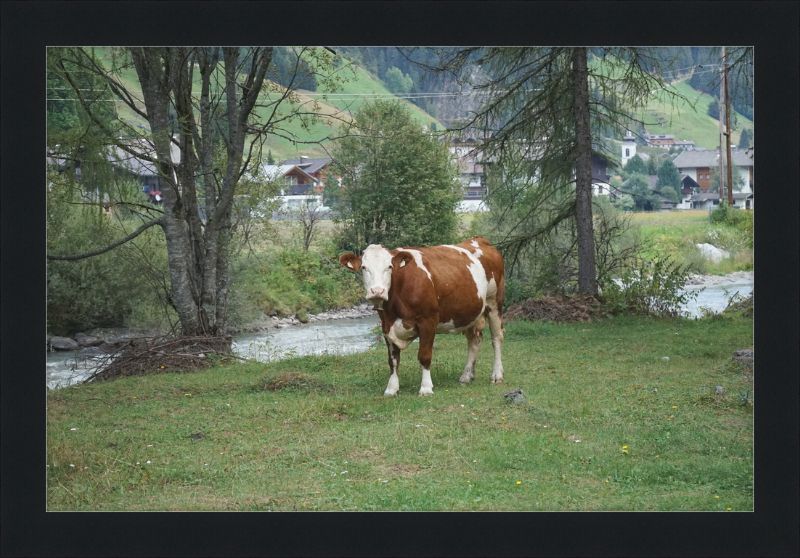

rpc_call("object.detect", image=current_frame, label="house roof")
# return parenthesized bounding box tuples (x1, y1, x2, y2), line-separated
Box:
(672, 149, 754, 169)
(263, 164, 318, 183)
(680, 174, 702, 192)
(645, 133, 675, 140)
(280, 157, 332, 175)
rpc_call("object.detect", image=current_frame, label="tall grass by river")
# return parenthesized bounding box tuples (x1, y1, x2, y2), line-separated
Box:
(47, 314, 753, 511)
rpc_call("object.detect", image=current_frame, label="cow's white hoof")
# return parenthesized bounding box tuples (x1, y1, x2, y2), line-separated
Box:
(384, 388, 399, 396)
(459, 376, 473, 385)
(419, 387, 434, 396)
(490, 376, 504, 384)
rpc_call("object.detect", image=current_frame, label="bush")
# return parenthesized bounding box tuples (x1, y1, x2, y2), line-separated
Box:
(601, 255, 699, 318)
(226, 248, 363, 325)
(47, 209, 169, 336)
(710, 203, 748, 227)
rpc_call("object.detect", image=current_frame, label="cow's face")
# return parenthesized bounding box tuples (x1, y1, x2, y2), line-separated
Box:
(340, 245, 396, 308)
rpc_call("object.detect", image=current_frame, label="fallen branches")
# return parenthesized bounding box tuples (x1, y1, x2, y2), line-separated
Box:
(85, 335, 235, 383)
(504, 294, 607, 324)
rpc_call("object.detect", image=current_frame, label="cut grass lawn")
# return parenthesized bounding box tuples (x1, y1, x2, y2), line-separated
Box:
(47, 314, 753, 511)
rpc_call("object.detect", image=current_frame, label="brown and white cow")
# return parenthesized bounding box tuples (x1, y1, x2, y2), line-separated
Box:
(339, 236, 505, 396)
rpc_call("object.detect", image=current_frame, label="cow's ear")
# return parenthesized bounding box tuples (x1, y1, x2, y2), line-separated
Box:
(392, 251, 413, 269)
(339, 253, 362, 272)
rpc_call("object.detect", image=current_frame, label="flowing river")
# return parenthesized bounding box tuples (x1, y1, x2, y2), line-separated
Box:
(46, 278, 751, 389)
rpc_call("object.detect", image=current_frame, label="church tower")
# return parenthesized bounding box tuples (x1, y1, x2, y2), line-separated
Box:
(621, 131, 637, 168)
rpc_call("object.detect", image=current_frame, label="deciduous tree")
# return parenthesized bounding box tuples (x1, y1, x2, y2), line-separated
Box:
(46, 46, 345, 336)
(331, 100, 460, 250)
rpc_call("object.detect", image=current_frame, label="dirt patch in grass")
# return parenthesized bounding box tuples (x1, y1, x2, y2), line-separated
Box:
(250, 372, 333, 394)
(378, 463, 421, 477)
(505, 295, 607, 324)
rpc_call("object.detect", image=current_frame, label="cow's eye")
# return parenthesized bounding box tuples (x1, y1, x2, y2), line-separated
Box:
(361, 265, 367, 271)
(388, 264, 393, 269)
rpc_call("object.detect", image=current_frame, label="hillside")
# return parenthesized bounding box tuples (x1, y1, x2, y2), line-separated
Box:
(92, 48, 443, 162)
(640, 78, 753, 149)
(90, 48, 751, 160)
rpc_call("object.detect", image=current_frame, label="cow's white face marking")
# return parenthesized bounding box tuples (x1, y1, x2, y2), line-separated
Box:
(360, 245, 394, 307)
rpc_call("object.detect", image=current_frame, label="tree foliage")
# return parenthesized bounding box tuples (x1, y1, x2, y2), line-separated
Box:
(627, 172, 661, 211)
(415, 47, 688, 293)
(384, 67, 414, 95)
(623, 154, 648, 177)
(656, 159, 681, 199)
(331, 100, 461, 250)
(46, 46, 346, 336)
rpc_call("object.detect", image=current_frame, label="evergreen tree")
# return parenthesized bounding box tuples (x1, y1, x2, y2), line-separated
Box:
(384, 67, 413, 95)
(738, 128, 752, 149)
(416, 47, 688, 295)
(646, 155, 659, 175)
(656, 159, 681, 199)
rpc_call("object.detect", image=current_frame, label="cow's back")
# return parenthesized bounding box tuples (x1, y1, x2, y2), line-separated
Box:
(384, 237, 503, 331)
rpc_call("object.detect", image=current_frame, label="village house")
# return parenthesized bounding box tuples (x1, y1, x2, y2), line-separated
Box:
(449, 138, 614, 209)
(644, 133, 675, 148)
(449, 140, 489, 211)
(280, 156, 334, 189)
(262, 163, 322, 211)
(672, 148, 754, 194)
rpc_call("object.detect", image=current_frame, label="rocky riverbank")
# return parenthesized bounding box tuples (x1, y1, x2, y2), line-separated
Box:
(47, 305, 379, 352)
(46, 271, 753, 353)
(229, 303, 378, 333)
(683, 270, 753, 287)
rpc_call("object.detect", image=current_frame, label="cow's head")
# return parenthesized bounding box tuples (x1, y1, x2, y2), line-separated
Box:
(340, 245, 413, 309)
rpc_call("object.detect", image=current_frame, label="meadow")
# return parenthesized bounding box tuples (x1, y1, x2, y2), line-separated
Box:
(47, 313, 753, 511)
(630, 210, 753, 275)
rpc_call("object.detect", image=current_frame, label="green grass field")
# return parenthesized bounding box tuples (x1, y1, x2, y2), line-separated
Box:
(47, 314, 753, 511)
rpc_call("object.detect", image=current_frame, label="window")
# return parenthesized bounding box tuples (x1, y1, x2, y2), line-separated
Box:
(625, 148, 630, 157)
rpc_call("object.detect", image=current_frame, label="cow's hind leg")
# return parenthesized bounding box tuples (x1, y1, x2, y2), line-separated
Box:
(459, 316, 485, 384)
(384, 337, 401, 396)
(486, 305, 505, 384)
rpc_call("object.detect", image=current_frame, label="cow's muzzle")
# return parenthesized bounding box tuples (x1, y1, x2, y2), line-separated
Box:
(367, 286, 388, 308)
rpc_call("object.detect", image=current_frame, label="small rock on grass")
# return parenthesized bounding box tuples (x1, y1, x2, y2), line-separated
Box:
(504, 389, 528, 404)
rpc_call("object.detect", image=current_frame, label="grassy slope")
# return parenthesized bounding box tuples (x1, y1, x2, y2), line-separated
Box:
(641, 79, 754, 149)
(95, 48, 748, 157)
(47, 315, 753, 511)
(91, 48, 441, 162)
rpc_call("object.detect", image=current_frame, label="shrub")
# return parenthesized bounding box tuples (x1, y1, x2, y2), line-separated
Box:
(226, 248, 363, 326)
(601, 255, 700, 318)
(47, 209, 168, 336)
(710, 203, 747, 227)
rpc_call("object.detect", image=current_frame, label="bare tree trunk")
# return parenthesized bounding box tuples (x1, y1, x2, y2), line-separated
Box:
(571, 47, 597, 296)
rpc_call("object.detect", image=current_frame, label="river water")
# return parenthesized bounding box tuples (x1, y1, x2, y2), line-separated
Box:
(46, 279, 751, 389)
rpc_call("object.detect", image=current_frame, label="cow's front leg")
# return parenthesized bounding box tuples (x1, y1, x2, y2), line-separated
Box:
(417, 325, 435, 395)
(384, 337, 401, 396)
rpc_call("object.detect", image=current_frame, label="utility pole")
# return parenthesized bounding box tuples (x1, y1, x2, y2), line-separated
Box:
(723, 46, 734, 205)
(717, 47, 726, 203)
